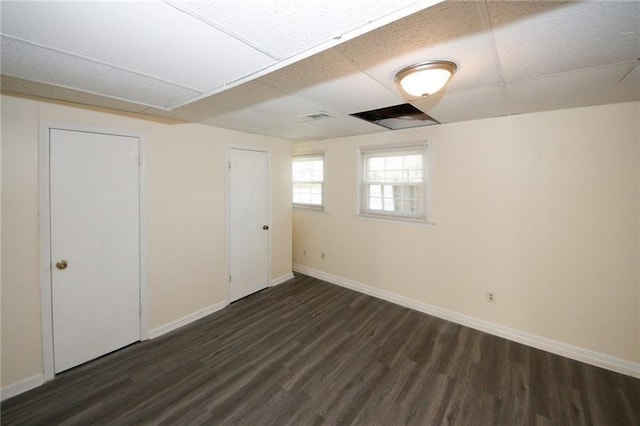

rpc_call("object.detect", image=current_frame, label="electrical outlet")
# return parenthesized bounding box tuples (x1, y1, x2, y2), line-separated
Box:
(487, 292, 496, 303)
(321, 252, 325, 260)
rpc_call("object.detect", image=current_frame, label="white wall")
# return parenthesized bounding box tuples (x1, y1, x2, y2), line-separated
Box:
(0, 94, 292, 389)
(293, 102, 640, 369)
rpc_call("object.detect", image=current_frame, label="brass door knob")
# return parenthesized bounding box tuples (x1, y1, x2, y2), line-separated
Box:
(56, 260, 68, 270)
(263, 225, 269, 230)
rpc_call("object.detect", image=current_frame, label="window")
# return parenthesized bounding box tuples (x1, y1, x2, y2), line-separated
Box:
(292, 153, 325, 210)
(359, 144, 428, 221)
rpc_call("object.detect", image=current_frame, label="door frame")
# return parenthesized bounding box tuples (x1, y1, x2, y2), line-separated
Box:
(38, 121, 148, 381)
(226, 145, 272, 303)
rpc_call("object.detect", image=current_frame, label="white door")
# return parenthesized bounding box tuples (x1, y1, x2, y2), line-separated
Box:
(50, 129, 141, 373)
(229, 148, 270, 302)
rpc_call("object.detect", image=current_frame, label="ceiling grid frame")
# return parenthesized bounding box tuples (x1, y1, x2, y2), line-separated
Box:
(164, 0, 445, 109)
(0, 0, 638, 141)
(162, 0, 281, 59)
(1, 33, 206, 99)
(475, 0, 511, 115)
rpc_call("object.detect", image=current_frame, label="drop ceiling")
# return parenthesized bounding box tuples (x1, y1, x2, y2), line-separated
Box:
(1, 1, 639, 142)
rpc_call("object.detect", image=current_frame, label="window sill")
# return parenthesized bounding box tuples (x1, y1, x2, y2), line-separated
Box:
(293, 207, 329, 216)
(355, 214, 435, 227)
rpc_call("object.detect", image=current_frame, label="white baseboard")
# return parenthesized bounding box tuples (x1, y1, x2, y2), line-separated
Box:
(1, 374, 45, 401)
(3, 302, 228, 399)
(1, 284, 292, 401)
(293, 264, 640, 378)
(149, 273, 295, 340)
(149, 301, 227, 339)
(271, 272, 294, 287)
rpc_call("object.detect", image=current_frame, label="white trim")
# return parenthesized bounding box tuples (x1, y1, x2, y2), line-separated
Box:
(292, 152, 327, 212)
(271, 272, 294, 287)
(138, 137, 149, 341)
(358, 141, 431, 154)
(148, 301, 227, 339)
(38, 121, 55, 381)
(356, 141, 431, 224)
(292, 264, 640, 378)
(354, 214, 435, 227)
(1, 374, 45, 401)
(293, 207, 330, 216)
(38, 121, 148, 379)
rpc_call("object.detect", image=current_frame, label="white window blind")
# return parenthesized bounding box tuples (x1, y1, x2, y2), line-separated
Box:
(292, 154, 325, 209)
(359, 144, 428, 221)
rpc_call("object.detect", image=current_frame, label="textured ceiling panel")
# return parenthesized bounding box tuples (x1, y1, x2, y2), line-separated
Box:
(149, 80, 335, 130)
(259, 50, 403, 114)
(490, 1, 640, 82)
(0, 75, 150, 114)
(601, 64, 640, 105)
(264, 115, 384, 142)
(1, 36, 200, 108)
(147, 80, 285, 122)
(417, 86, 508, 124)
(1, 0, 637, 141)
(337, 1, 500, 95)
(0, 1, 275, 94)
(505, 64, 633, 115)
(197, 95, 330, 132)
(176, 0, 437, 59)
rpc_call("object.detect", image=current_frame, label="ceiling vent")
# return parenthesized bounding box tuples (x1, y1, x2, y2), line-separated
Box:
(298, 111, 336, 122)
(350, 103, 439, 130)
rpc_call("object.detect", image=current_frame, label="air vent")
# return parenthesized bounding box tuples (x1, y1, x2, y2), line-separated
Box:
(298, 111, 336, 122)
(350, 103, 439, 130)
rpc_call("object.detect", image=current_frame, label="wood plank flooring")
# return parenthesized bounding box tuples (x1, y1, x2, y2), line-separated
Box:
(2, 274, 639, 425)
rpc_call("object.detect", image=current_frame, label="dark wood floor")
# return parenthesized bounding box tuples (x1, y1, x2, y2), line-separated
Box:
(2, 274, 639, 425)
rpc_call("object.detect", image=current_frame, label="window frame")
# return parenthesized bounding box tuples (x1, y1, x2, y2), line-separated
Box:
(357, 142, 431, 223)
(292, 152, 326, 212)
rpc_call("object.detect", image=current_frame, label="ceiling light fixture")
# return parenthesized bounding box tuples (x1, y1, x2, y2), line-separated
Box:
(395, 60, 457, 98)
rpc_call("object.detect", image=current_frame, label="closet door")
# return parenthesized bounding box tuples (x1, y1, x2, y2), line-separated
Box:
(50, 128, 141, 373)
(228, 148, 270, 302)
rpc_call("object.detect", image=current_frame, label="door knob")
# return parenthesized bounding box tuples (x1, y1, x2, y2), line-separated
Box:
(55, 260, 68, 270)
(263, 225, 269, 230)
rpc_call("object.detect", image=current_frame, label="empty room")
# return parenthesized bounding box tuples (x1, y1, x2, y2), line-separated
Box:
(1, 0, 639, 424)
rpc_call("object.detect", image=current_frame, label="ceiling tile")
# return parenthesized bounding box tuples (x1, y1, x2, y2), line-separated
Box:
(600, 64, 640, 105)
(505, 64, 633, 115)
(0, 75, 149, 113)
(197, 94, 330, 132)
(416, 86, 508, 123)
(154, 80, 334, 130)
(259, 50, 403, 114)
(2, 0, 637, 142)
(1, 36, 200, 108)
(264, 115, 385, 142)
(0, 1, 275, 94)
(176, 0, 440, 60)
(151, 80, 285, 122)
(337, 1, 500, 95)
(489, 1, 640, 82)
